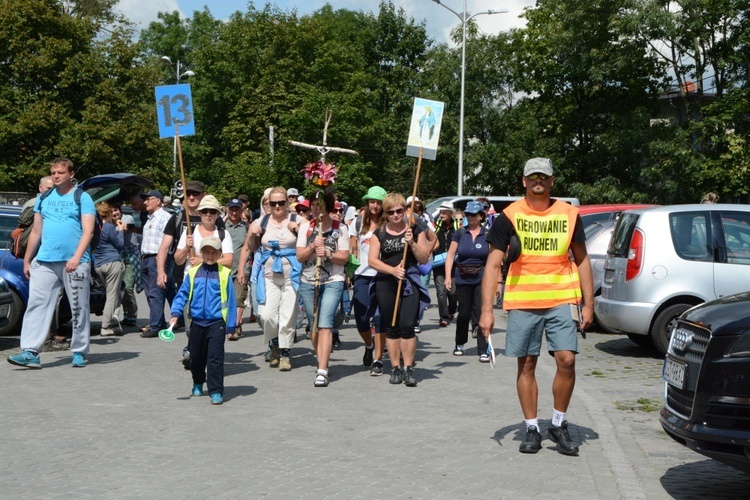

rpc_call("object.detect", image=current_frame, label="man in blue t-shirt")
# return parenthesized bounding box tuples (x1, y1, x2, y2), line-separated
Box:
(8, 158, 96, 369)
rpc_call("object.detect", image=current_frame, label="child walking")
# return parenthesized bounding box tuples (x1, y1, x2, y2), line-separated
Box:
(169, 237, 237, 405)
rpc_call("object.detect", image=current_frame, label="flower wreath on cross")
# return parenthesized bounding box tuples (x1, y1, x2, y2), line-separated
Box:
(301, 159, 337, 187)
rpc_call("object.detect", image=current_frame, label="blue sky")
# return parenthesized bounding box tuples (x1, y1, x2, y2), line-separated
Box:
(115, 0, 533, 44)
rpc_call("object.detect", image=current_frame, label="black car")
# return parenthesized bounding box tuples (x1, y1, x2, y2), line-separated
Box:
(660, 291, 750, 473)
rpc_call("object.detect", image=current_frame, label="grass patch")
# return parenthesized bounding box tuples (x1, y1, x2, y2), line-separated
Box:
(589, 369, 605, 378)
(615, 397, 662, 412)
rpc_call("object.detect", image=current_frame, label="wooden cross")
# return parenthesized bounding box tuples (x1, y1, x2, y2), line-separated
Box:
(288, 110, 358, 162)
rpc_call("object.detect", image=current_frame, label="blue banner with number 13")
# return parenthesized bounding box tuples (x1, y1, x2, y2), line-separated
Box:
(155, 84, 196, 139)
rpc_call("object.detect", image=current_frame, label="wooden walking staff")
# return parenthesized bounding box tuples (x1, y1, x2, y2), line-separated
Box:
(290, 111, 358, 345)
(391, 147, 424, 327)
(174, 126, 193, 258)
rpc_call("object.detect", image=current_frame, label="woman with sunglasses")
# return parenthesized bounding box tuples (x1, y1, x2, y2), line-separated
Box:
(349, 186, 387, 375)
(296, 188, 350, 387)
(444, 201, 490, 361)
(242, 187, 302, 372)
(368, 193, 431, 387)
(175, 195, 234, 278)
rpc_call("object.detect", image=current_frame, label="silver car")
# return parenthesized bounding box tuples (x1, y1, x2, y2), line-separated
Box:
(595, 204, 750, 355)
(584, 220, 616, 331)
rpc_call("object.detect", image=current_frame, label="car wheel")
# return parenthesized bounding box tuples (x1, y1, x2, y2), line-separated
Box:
(627, 333, 654, 348)
(650, 303, 693, 356)
(0, 289, 24, 336)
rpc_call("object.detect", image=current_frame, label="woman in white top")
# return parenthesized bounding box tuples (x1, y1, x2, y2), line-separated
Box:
(241, 186, 301, 372)
(296, 188, 350, 387)
(349, 186, 387, 376)
(174, 195, 234, 276)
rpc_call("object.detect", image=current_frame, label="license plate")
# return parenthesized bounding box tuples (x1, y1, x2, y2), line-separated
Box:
(663, 358, 687, 389)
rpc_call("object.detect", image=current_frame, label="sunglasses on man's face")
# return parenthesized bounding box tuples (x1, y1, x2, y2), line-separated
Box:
(186, 190, 202, 197)
(386, 208, 405, 216)
(269, 200, 287, 207)
(200, 209, 219, 215)
(526, 173, 550, 181)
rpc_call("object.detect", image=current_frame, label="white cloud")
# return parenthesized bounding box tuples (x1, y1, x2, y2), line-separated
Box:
(115, 0, 182, 31)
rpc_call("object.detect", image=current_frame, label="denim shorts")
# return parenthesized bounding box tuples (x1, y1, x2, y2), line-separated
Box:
(299, 280, 344, 330)
(505, 305, 578, 357)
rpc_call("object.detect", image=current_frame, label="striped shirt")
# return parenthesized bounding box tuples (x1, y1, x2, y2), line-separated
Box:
(140, 208, 172, 255)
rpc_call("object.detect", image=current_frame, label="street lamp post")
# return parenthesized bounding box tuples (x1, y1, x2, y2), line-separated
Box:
(160, 56, 195, 177)
(431, 1, 506, 196)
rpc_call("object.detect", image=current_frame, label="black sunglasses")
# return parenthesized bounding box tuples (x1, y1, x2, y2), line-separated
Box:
(296, 207, 309, 213)
(199, 209, 219, 215)
(330, 208, 343, 214)
(186, 190, 203, 197)
(386, 208, 404, 216)
(269, 200, 287, 207)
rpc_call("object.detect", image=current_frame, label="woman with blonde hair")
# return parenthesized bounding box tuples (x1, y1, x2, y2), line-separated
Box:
(240, 186, 302, 371)
(368, 193, 431, 387)
(93, 201, 125, 336)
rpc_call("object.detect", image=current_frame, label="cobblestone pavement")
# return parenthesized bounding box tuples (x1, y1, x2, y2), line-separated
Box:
(1, 287, 748, 498)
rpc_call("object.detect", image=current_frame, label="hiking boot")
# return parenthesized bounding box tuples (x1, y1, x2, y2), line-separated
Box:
(210, 393, 223, 405)
(363, 345, 374, 367)
(279, 356, 292, 371)
(7, 350, 41, 369)
(370, 360, 384, 376)
(71, 352, 86, 368)
(403, 366, 417, 387)
(269, 346, 281, 367)
(389, 367, 403, 385)
(45, 338, 70, 351)
(519, 426, 543, 454)
(547, 421, 579, 456)
(192, 384, 203, 397)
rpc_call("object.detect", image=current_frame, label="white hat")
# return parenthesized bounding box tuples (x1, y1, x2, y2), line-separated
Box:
(287, 188, 299, 197)
(406, 195, 421, 205)
(438, 201, 454, 212)
(297, 195, 306, 203)
(197, 195, 221, 211)
(200, 236, 222, 251)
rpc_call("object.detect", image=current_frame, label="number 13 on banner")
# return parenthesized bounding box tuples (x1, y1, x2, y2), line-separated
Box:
(155, 84, 196, 139)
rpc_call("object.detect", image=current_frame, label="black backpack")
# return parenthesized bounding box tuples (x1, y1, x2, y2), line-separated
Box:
(9, 188, 100, 258)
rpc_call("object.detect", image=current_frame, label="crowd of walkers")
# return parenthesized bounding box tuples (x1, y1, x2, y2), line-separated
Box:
(8, 157, 592, 457)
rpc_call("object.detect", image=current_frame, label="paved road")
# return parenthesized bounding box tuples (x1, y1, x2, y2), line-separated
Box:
(1, 286, 748, 498)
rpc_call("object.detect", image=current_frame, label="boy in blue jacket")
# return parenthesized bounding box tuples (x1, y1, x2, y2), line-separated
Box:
(169, 237, 237, 405)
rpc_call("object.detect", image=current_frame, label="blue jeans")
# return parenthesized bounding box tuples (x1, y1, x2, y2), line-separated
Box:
(299, 280, 344, 330)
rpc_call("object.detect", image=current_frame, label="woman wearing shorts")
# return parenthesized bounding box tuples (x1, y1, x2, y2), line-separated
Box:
(349, 186, 387, 375)
(296, 189, 350, 387)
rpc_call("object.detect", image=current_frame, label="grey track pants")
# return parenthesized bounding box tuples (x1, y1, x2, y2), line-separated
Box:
(20, 260, 91, 355)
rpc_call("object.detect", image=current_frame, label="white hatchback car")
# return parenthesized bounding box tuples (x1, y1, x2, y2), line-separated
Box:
(595, 204, 750, 355)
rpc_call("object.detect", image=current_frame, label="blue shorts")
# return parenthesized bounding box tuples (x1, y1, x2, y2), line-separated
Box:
(505, 305, 578, 357)
(299, 280, 344, 330)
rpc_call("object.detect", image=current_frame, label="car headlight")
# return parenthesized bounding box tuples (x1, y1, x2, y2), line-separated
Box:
(725, 332, 750, 358)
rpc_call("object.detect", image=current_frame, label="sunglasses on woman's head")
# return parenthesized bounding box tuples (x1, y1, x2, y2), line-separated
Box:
(269, 200, 286, 207)
(200, 209, 218, 215)
(386, 208, 404, 216)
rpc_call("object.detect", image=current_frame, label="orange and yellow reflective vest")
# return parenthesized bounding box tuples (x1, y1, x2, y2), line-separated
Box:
(502, 199, 581, 310)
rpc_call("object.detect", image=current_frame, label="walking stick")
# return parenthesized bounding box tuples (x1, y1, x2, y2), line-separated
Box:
(311, 192, 324, 346)
(175, 128, 193, 259)
(391, 148, 424, 327)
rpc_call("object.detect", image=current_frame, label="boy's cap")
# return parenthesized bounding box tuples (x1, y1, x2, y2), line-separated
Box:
(227, 198, 242, 208)
(197, 195, 221, 211)
(523, 157, 554, 177)
(200, 236, 222, 251)
(185, 180, 206, 193)
(287, 188, 299, 196)
(140, 189, 163, 201)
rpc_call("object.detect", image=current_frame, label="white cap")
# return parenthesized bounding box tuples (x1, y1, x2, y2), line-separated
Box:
(200, 236, 222, 251)
(406, 195, 421, 205)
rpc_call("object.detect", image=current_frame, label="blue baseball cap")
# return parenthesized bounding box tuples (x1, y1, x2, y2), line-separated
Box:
(463, 201, 484, 214)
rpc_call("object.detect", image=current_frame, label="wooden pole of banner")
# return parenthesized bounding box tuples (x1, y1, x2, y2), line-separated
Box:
(391, 147, 424, 327)
(175, 126, 193, 258)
